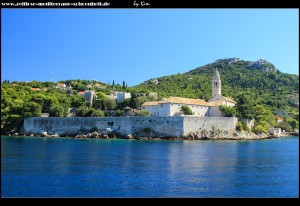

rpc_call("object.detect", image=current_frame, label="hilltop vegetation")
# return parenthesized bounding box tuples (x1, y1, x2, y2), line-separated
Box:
(134, 58, 299, 112)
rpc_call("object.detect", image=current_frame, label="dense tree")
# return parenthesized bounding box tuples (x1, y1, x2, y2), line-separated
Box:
(92, 92, 107, 109)
(219, 105, 237, 117)
(102, 98, 116, 110)
(70, 95, 86, 108)
(287, 118, 299, 131)
(117, 99, 130, 110)
(180, 105, 193, 115)
(128, 93, 140, 111)
(75, 106, 87, 117)
(49, 104, 65, 117)
(235, 93, 255, 119)
(91, 109, 105, 117)
(22, 102, 42, 118)
(252, 105, 276, 133)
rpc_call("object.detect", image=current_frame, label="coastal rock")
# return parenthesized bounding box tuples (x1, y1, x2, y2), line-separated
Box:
(51, 134, 60, 138)
(87, 133, 92, 138)
(41, 132, 47, 137)
(91, 132, 98, 138)
(14, 133, 19, 136)
(126, 134, 134, 139)
(102, 135, 109, 139)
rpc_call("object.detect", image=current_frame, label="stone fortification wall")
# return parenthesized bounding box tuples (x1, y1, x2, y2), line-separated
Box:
(23, 116, 237, 137)
(23, 117, 184, 137)
(183, 117, 238, 135)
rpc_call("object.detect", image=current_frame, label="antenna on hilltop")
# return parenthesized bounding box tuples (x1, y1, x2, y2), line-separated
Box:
(50, 72, 54, 82)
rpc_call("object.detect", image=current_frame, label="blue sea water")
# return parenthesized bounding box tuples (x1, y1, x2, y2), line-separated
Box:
(1, 136, 299, 197)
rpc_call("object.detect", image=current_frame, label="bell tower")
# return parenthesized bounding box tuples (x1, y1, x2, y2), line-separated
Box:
(212, 68, 221, 97)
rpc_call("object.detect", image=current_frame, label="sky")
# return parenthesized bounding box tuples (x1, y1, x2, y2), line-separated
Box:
(2, 9, 299, 86)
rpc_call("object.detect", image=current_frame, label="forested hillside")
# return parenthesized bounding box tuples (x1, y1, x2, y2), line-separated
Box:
(134, 58, 299, 112)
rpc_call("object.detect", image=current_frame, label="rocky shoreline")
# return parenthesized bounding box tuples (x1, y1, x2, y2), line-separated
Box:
(3, 130, 284, 140)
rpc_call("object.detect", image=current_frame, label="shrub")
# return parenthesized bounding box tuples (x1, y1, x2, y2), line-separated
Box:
(115, 109, 122, 117)
(136, 110, 151, 116)
(92, 109, 104, 117)
(180, 105, 193, 115)
(253, 124, 268, 133)
(236, 122, 243, 132)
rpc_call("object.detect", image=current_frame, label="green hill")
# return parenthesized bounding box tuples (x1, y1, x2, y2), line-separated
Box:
(133, 58, 299, 112)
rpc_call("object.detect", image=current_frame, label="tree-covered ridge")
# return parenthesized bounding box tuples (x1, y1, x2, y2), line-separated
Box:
(134, 58, 299, 112)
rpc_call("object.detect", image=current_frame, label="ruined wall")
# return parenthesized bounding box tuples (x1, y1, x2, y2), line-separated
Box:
(23, 116, 238, 137)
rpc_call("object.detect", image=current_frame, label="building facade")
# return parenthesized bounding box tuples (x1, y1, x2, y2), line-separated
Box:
(107, 92, 131, 104)
(79, 90, 97, 107)
(141, 69, 236, 117)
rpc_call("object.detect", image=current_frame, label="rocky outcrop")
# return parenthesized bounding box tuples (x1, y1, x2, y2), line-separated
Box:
(182, 130, 272, 140)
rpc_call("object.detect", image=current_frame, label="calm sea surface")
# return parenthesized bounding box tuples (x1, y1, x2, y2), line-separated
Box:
(1, 136, 299, 197)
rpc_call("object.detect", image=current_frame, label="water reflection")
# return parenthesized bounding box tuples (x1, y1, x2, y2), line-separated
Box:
(1, 136, 298, 197)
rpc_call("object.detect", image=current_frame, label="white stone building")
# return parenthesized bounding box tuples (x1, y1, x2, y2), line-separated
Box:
(79, 90, 97, 107)
(141, 97, 210, 117)
(141, 69, 236, 117)
(107, 92, 131, 104)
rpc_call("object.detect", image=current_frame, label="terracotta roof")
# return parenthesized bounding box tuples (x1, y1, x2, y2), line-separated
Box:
(142, 97, 210, 106)
(78, 91, 85, 95)
(223, 96, 236, 103)
(31, 88, 40, 91)
(143, 96, 236, 107)
(166, 97, 210, 106)
(207, 100, 225, 107)
(142, 101, 164, 106)
(11, 84, 17, 86)
(275, 116, 283, 120)
(57, 84, 66, 87)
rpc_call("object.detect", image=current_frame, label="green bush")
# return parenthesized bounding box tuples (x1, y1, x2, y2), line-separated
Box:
(180, 105, 193, 115)
(253, 124, 268, 133)
(136, 110, 151, 116)
(115, 109, 122, 117)
(91, 109, 104, 117)
(236, 122, 243, 132)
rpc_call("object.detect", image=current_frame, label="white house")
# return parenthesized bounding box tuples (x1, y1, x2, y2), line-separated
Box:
(79, 90, 97, 106)
(268, 128, 281, 136)
(141, 69, 236, 117)
(56, 83, 66, 90)
(107, 92, 131, 104)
